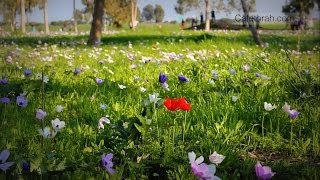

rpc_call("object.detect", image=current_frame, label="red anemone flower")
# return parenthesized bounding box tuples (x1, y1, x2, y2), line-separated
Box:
(164, 97, 191, 111)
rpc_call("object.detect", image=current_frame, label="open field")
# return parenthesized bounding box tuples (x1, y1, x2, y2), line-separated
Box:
(0, 24, 320, 179)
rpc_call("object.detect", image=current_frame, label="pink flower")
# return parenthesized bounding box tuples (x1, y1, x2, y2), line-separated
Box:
(188, 151, 220, 180)
(255, 161, 275, 180)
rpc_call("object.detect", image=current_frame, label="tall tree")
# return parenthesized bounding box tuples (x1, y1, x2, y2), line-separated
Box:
(21, 0, 26, 33)
(282, 0, 317, 18)
(240, 0, 262, 46)
(142, 4, 154, 21)
(43, 0, 49, 34)
(154, 4, 165, 23)
(131, 0, 138, 29)
(73, 0, 78, 33)
(88, 0, 105, 46)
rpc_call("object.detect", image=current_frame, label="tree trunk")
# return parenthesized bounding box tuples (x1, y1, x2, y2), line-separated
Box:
(73, 0, 78, 33)
(43, 0, 49, 34)
(204, 0, 210, 31)
(21, 0, 26, 33)
(131, 0, 137, 29)
(240, 0, 263, 46)
(88, 0, 105, 46)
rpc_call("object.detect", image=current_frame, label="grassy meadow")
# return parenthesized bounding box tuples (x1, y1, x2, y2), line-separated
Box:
(0, 23, 320, 179)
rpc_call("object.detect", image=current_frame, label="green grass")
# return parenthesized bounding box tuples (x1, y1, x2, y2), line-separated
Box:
(0, 24, 319, 179)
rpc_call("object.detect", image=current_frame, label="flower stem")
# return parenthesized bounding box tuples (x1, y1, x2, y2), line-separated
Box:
(41, 70, 45, 147)
(262, 114, 265, 139)
(290, 122, 293, 152)
(182, 112, 187, 142)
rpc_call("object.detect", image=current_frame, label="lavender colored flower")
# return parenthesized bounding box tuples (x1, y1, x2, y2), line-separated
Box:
(101, 153, 115, 174)
(162, 82, 169, 91)
(95, 77, 104, 84)
(0, 149, 15, 172)
(243, 64, 250, 71)
(0, 75, 8, 85)
(178, 75, 189, 83)
(158, 73, 168, 83)
(188, 152, 220, 180)
(289, 109, 300, 119)
(74, 68, 81, 75)
(0, 97, 10, 104)
(255, 161, 275, 180)
(16, 95, 28, 107)
(36, 109, 47, 120)
(24, 69, 32, 76)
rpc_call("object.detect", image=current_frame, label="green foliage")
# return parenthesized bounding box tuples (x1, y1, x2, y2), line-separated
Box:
(0, 24, 319, 178)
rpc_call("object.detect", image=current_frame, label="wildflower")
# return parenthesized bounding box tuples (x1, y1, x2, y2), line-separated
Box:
(36, 109, 47, 120)
(264, 102, 277, 111)
(164, 97, 191, 111)
(95, 77, 104, 84)
(162, 82, 170, 91)
(38, 127, 52, 138)
(289, 109, 300, 119)
(24, 69, 32, 76)
(229, 68, 236, 75)
(209, 151, 225, 165)
(211, 70, 219, 80)
(261, 75, 271, 80)
(177, 97, 191, 111)
(243, 64, 250, 71)
(56, 105, 63, 113)
(100, 103, 107, 110)
(255, 161, 275, 180)
(101, 153, 115, 174)
(188, 151, 220, 180)
(0, 75, 8, 85)
(149, 93, 161, 104)
(158, 73, 168, 83)
(231, 96, 238, 102)
(43, 76, 49, 83)
(282, 102, 290, 114)
(74, 68, 81, 75)
(51, 118, 65, 131)
(254, 72, 261, 77)
(118, 84, 126, 89)
(0, 149, 15, 172)
(130, 64, 137, 69)
(98, 116, 110, 129)
(16, 95, 28, 107)
(140, 87, 146, 92)
(0, 97, 10, 104)
(178, 75, 190, 83)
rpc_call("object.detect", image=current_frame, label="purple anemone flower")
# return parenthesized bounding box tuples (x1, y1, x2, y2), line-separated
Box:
(289, 109, 300, 119)
(255, 161, 275, 180)
(16, 95, 28, 107)
(178, 75, 189, 83)
(74, 68, 81, 75)
(0, 149, 15, 172)
(0, 75, 8, 85)
(95, 77, 104, 84)
(101, 153, 115, 174)
(0, 97, 10, 104)
(24, 69, 32, 76)
(158, 73, 168, 83)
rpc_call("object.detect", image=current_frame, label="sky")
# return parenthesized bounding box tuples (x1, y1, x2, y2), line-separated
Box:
(2, 0, 319, 23)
